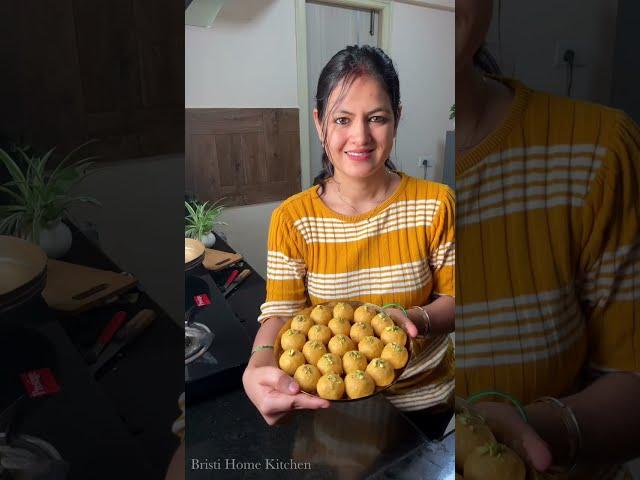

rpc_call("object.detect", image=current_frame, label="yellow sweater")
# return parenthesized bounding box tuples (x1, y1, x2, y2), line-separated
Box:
(457, 78, 640, 479)
(259, 173, 455, 411)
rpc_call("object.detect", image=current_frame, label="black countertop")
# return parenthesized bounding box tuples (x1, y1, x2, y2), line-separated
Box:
(1, 228, 183, 479)
(185, 237, 428, 480)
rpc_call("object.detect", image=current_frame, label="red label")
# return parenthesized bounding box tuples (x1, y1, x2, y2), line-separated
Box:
(20, 368, 60, 398)
(194, 294, 211, 307)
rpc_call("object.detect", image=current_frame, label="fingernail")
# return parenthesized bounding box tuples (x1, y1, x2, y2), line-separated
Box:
(288, 381, 298, 393)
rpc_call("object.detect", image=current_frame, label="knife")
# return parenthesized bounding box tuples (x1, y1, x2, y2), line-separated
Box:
(223, 269, 251, 297)
(90, 309, 155, 376)
(86, 310, 128, 363)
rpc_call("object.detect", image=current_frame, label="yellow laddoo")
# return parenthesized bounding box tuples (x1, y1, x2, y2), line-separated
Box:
(463, 443, 525, 480)
(371, 312, 394, 336)
(365, 358, 395, 387)
(278, 349, 305, 376)
(302, 340, 327, 365)
(354, 304, 377, 324)
(328, 334, 355, 357)
(294, 364, 322, 393)
(358, 335, 384, 361)
(310, 305, 333, 325)
(380, 325, 407, 346)
(342, 350, 368, 374)
(333, 302, 354, 322)
(316, 373, 345, 400)
(308, 324, 332, 344)
(281, 329, 306, 351)
(381, 342, 409, 369)
(345, 370, 376, 399)
(317, 353, 343, 375)
(350, 321, 374, 344)
(291, 314, 314, 335)
(328, 317, 351, 336)
(455, 411, 496, 471)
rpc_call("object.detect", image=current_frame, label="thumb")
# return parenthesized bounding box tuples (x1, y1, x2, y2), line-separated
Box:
(258, 367, 300, 394)
(394, 314, 418, 338)
(521, 428, 553, 472)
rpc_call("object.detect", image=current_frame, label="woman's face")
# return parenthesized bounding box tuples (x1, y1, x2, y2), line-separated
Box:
(456, 0, 493, 72)
(313, 75, 398, 182)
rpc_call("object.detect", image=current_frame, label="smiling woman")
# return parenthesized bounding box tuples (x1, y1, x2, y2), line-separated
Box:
(242, 45, 456, 431)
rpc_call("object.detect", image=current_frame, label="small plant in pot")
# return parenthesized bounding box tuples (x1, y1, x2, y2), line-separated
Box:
(0, 143, 100, 258)
(185, 199, 227, 248)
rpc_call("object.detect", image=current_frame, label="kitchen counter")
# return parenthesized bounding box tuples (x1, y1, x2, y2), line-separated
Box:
(1, 227, 183, 479)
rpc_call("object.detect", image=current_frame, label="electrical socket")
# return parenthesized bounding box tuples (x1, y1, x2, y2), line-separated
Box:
(417, 155, 432, 168)
(554, 41, 585, 68)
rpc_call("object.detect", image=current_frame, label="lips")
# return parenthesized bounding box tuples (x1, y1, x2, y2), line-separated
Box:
(345, 149, 374, 160)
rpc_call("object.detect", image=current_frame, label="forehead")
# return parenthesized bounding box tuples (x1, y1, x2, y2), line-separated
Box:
(326, 74, 392, 111)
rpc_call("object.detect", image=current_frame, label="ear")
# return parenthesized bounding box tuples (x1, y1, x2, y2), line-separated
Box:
(313, 109, 324, 144)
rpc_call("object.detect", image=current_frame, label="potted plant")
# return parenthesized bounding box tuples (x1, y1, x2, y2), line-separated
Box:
(184, 199, 227, 247)
(0, 143, 100, 258)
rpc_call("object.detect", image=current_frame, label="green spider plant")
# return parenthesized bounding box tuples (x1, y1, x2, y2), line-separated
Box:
(184, 199, 227, 240)
(0, 143, 101, 242)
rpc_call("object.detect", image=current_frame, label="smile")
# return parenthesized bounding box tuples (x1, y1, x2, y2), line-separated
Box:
(345, 150, 374, 159)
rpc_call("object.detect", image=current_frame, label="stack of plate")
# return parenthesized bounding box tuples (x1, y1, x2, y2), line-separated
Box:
(184, 238, 205, 272)
(0, 236, 48, 314)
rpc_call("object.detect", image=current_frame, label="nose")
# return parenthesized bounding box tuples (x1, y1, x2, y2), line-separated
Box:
(351, 117, 372, 145)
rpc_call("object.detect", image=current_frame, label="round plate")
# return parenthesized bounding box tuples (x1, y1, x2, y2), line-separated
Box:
(0, 236, 47, 296)
(0, 269, 47, 314)
(185, 238, 205, 265)
(274, 301, 414, 402)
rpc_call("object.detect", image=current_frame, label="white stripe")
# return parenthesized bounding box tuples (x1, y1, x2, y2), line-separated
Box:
(308, 270, 431, 291)
(267, 251, 304, 265)
(308, 274, 431, 300)
(459, 196, 585, 226)
(307, 259, 429, 282)
(430, 242, 455, 268)
(457, 144, 607, 189)
(458, 321, 585, 368)
(387, 381, 455, 410)
(458, 297, 581, 345)
(458, 168, 594, 202)
(266, 251, 306, 280)
(457, 286, 573, 316)
(459, 180, 594, 217)
(293, 201, 441, 244)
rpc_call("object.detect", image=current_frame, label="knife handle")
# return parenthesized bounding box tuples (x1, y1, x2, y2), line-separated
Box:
(116, 309, 155, 341)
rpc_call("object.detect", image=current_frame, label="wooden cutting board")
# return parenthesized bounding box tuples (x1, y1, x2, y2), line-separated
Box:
(203, 248, 242, 271)
(42, 260, 137, 313)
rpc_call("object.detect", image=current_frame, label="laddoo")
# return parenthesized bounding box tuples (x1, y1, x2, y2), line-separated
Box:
(308, 324, 332, 344)
(281, 329, 306, 351)
(294, 364, 322, 393)
(342, 350, 368, 374)
(381, 342, 409, 369)
(358, 335, 384, 361)
(328, 334, 355, 357)
(302, 340, 327, 365)
(278, 349, 305, 376)
(350, 321, 374, 344)
(365, 358, 394, 387)
(316, 373, 345, 400)
(317, 353, 343, 375)
(310, 305, 333, 325)
(344, 370, 375, 399)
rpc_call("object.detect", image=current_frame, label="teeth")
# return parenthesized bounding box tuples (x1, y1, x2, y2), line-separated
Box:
(347, 151, 370, 156)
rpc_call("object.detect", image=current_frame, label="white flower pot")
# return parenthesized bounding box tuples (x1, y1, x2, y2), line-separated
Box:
(201, 231, 216, 248)
(38, 221, 72, 258)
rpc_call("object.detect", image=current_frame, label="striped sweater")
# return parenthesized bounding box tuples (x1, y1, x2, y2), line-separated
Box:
(456, 78, 640, 480)
(259, 173, 455, 411)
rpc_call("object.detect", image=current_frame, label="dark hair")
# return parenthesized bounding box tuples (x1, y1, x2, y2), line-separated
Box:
(312, 45, 400, 188)
(473, 45, 502, 75)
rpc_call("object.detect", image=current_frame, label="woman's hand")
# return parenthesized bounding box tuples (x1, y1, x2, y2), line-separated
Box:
(473, 401, 553, 472)
(242, 354, 330, 426)
(384, 308, 419, 338)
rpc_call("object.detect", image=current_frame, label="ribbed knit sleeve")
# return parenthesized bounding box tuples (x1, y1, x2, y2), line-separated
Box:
(578, 112, 640, 372)
(257, 205, 308, 323)
(429, 185, 456, 297)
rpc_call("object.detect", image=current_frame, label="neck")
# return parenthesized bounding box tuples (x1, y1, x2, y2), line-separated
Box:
(455, 64, 489, 134)
(331, 167, 394, 205)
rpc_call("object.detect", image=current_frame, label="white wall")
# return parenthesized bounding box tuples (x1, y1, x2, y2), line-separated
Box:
(390, 2, 455, 182)
(485, 0, 618, 104)
(70, 155, 185, 323)
(185, 0, 298, 108)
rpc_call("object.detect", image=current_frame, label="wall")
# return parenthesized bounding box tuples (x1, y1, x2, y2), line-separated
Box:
(485, 0, 618, 104)
(185, 0, 298, 108)
(70, 155, 185, 322)
(390, 2, 455, 182)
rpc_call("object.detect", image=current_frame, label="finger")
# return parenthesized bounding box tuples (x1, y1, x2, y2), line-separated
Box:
(394, 315, 418, 338)
(521, 428, 552, 472)
(262, 392, 329, 416)
(257, 367, 299, 394)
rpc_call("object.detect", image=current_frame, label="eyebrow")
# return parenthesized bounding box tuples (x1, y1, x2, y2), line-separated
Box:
(335, 107, 391, 116)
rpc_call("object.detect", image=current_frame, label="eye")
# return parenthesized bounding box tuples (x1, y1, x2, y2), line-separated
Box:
(334, 117, 349, 125)
(369, 116, 388, 124)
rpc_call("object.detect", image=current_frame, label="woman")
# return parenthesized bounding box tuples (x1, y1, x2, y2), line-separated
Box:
(456, 0, 640, 477)
(242, 45, 456, 431)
